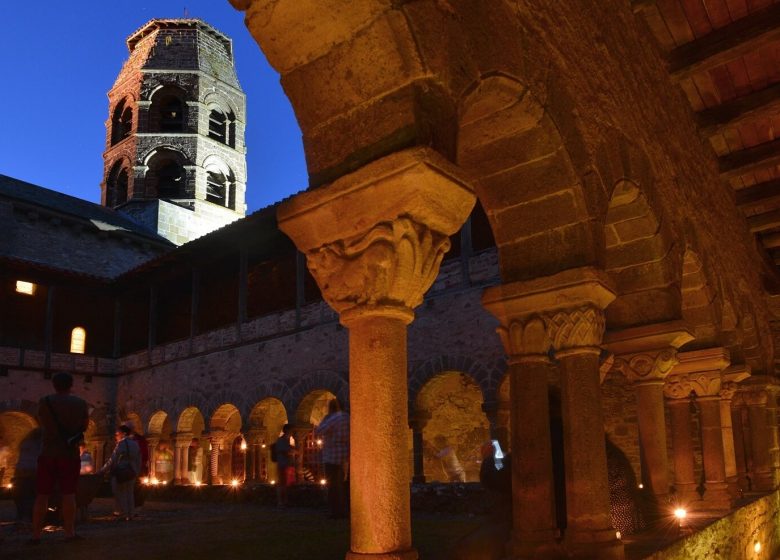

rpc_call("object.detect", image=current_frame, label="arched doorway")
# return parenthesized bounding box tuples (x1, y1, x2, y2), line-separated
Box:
(178, 407, 207, 485)
(296, 390, 338, 483)
(248, 398, 288, 483)
(209, 404, 242, 485)
(0, 411, 38, 486)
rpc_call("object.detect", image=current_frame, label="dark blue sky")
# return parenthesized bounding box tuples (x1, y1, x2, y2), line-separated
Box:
(1, 1, 307, 212)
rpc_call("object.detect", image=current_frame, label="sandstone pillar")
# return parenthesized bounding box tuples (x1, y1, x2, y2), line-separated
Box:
(484, 267, 622, 559)
(665, 348, 731, 512)
(605, 321, 693, 505)
(208, 433, 224, 485)
(408, 412, 430, 484)
(665, 398, 697, 504)
(278, 148, 475, 560)
(730, 395, 750, 492)
(742, 377, 780, 491)
(147, 437, 160, 479)
(718, 366, 751, 496)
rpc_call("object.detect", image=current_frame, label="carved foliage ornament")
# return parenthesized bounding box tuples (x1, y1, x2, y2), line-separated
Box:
(497, 316, 550, 357)
(664, 371, 722, 399)
(306, 217, 451, 315)
(614, 349, 678, 383)
(547, 305, 605, 351)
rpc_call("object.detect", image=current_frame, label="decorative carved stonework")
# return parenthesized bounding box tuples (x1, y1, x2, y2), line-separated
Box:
(306, 216, 450, 317)
(742, 389, 769, 407)
(664, 370, 722, 399)
(496, 315, 550, 357)
(613, 349, 678, 384)
(719, 381, 739, 401)
(546, 305, 606, 351)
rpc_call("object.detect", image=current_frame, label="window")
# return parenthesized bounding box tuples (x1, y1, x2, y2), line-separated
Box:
(160, 96, 184, 132)
(107, 162, 129, 206)
(156, 161, 185, 198)
(208, 108, 227, 143)
(15, 280, 36, 295)
(111, 100, 133, 145)
(70, 327, 86, 354)
(205, 162, 235, 209)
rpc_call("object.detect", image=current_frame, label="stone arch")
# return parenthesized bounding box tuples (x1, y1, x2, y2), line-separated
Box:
(0, 410, 38, 485)
(680, 247, 721, 350)
(247, 397, 288, 483)
(0, 399, 38, 418)
(457, 73, 603, 283)
(288, 370, 349, 417)
(411, 371, 490, 483)
(203, 93, 239, 148)
(408, 355, 500, 410)
(110, 97, 134, 145)
(242, 381, 294, 421)
(177, 407, 206, 435)
(295, 390, 338, 427)
(149, 84, 188, 133)
(106, 158, 131, 207)
(201, 154, 236, 209)
(142, 147, 191, 199)
(603, 177, 682, 329)
(122, 411, 144, 434)
(209, 403, 242, 433)
(148, 410, 172, 437)
(208, 403, 242, 485)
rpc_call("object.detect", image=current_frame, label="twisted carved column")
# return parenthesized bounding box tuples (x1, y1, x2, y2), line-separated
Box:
(278, 148, 475, 560)
(484, 267, 622, 560)
(605, 321, 693, 506)
(208, 432, 225, 485)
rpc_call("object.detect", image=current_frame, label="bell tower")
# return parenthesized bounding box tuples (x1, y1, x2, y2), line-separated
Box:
(101, 19, 247, 246)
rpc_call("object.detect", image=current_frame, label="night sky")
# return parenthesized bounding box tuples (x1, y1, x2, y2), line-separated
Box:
(1, 1, 307, 213)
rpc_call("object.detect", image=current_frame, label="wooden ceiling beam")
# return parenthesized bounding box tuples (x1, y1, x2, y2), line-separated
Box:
(695, 82, 780, 137)
(736, 179, 780, 211)
(761, 232, 780, 250)
(720, 138, 780, 181)
(668, 4, 780, 81)
(747, 209, 780, 233)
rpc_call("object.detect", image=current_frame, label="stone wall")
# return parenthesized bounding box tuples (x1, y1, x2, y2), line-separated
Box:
(645, 492, 780, 560)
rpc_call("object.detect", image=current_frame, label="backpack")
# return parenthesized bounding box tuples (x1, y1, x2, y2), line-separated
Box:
(270, 442, 278, 463)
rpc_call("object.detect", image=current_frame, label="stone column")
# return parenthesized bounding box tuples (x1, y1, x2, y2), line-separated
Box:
(408, 412, 430, 484)
(291, 424, 312, 483)
(605, 321, 693, 506)
(666, 348, 732, 512)
(742, 377, 780, 492)
(147, 437, 160, 479)
(664, 396, 697, 505)
(92, 435, 109, 469)
(719, 366, 751, 497)
(278, 148, 474, 560)
(174, 434, 193, 485)
(485, 266, 622, 559)
(208, 433, 224, 485)
(482, 297, 559, 558)
(730, 394, 750, 492)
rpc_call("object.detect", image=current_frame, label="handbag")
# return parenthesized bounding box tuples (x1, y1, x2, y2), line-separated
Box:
(111, 441, 136, 483)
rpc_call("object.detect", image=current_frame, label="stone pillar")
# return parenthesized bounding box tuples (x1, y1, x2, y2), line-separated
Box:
(482, 299, 559, 558)
(92, 435, 109, 469)
(665, 397, 697, 505)
(147, 437, 160, 479)
(605, 321, 693, 506)
(742, 377, 780, 492)
(174, 434, 193, 485)
(209, 434, 224, 485)
(278, 148, 474, 560)
(730, 394, 750, 492)
(408, 412, 430, 484)
(665, 348, 732, 512)
(484, 266, 622, 559)
(718, 366, 750, 497)
(291, 425, 312, 483)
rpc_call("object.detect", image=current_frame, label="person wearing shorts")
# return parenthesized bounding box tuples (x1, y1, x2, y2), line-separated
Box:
(32, 372, 89, 543)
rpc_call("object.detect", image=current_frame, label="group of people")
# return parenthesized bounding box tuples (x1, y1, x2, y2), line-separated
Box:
(29, 372, 149, 544)
(273, 399, 350, 519)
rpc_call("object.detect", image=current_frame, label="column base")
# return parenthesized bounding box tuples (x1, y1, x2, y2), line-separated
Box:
(694, 483, 733, 514)
(509, 530, 562, 559)
(346, 549, 418, 560)
(670, 484, 699, 508)
(751, 471, 778, 492)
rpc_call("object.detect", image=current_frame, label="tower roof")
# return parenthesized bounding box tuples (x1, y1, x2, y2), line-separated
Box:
(126, 19, 232, 58)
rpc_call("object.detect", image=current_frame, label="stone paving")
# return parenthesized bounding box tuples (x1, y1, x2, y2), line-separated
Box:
(0, 497, 482, 560)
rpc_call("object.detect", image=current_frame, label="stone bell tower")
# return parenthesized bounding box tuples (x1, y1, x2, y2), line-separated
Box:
(101, 19, 247, 246)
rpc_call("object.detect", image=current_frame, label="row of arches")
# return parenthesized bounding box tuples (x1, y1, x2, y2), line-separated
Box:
(109, 87, 238, 148)
(105, 151, 237, 209)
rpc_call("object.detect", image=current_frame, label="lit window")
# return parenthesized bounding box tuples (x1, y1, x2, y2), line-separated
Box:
(70, 327, 86, 354)
(15, 281, 36, 295)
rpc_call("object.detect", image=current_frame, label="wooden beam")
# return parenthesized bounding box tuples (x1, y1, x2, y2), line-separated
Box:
(631, 0, 656, 14)
(668, 4, 780, 81)
(761, 232, 780, 250)
(747, 209, 780, 233)
(719, 138, 780, 181)
(736, 179, 780, 211)
(695, 82, 780, 137)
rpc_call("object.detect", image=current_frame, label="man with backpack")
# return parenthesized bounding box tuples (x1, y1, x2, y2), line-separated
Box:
(32, 372, 89, 543)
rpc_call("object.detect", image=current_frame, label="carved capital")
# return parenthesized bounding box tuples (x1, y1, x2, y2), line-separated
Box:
(719, 382, 739, 401)
(614, 349, 678, 384)
(742, 389, 769, 407)
(496, 315, 551, 358)
(546, 305, 606, 351)
(664, 370, 722, 399)
(307, 216, 450, 319)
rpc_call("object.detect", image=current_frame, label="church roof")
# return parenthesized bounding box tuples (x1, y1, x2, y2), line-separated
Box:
(0, 174, 172, 247)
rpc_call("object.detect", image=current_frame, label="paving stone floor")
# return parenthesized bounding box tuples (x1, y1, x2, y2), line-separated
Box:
(0, 498, 482, 560)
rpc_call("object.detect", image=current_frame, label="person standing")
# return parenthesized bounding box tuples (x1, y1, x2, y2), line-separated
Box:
(32, 372, 89, 543)
(98, 425, 141, 521)
(122, 421, 148, 510)
(314, 400, 349, 519)
(273, 424, 295, 508)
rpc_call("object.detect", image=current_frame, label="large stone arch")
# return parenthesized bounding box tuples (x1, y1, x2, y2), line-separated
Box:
(680, 246, 722, 351)
(242, 381, 294, 422)
(287, 369, 349, 416)
(407, 354, 501, 411)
